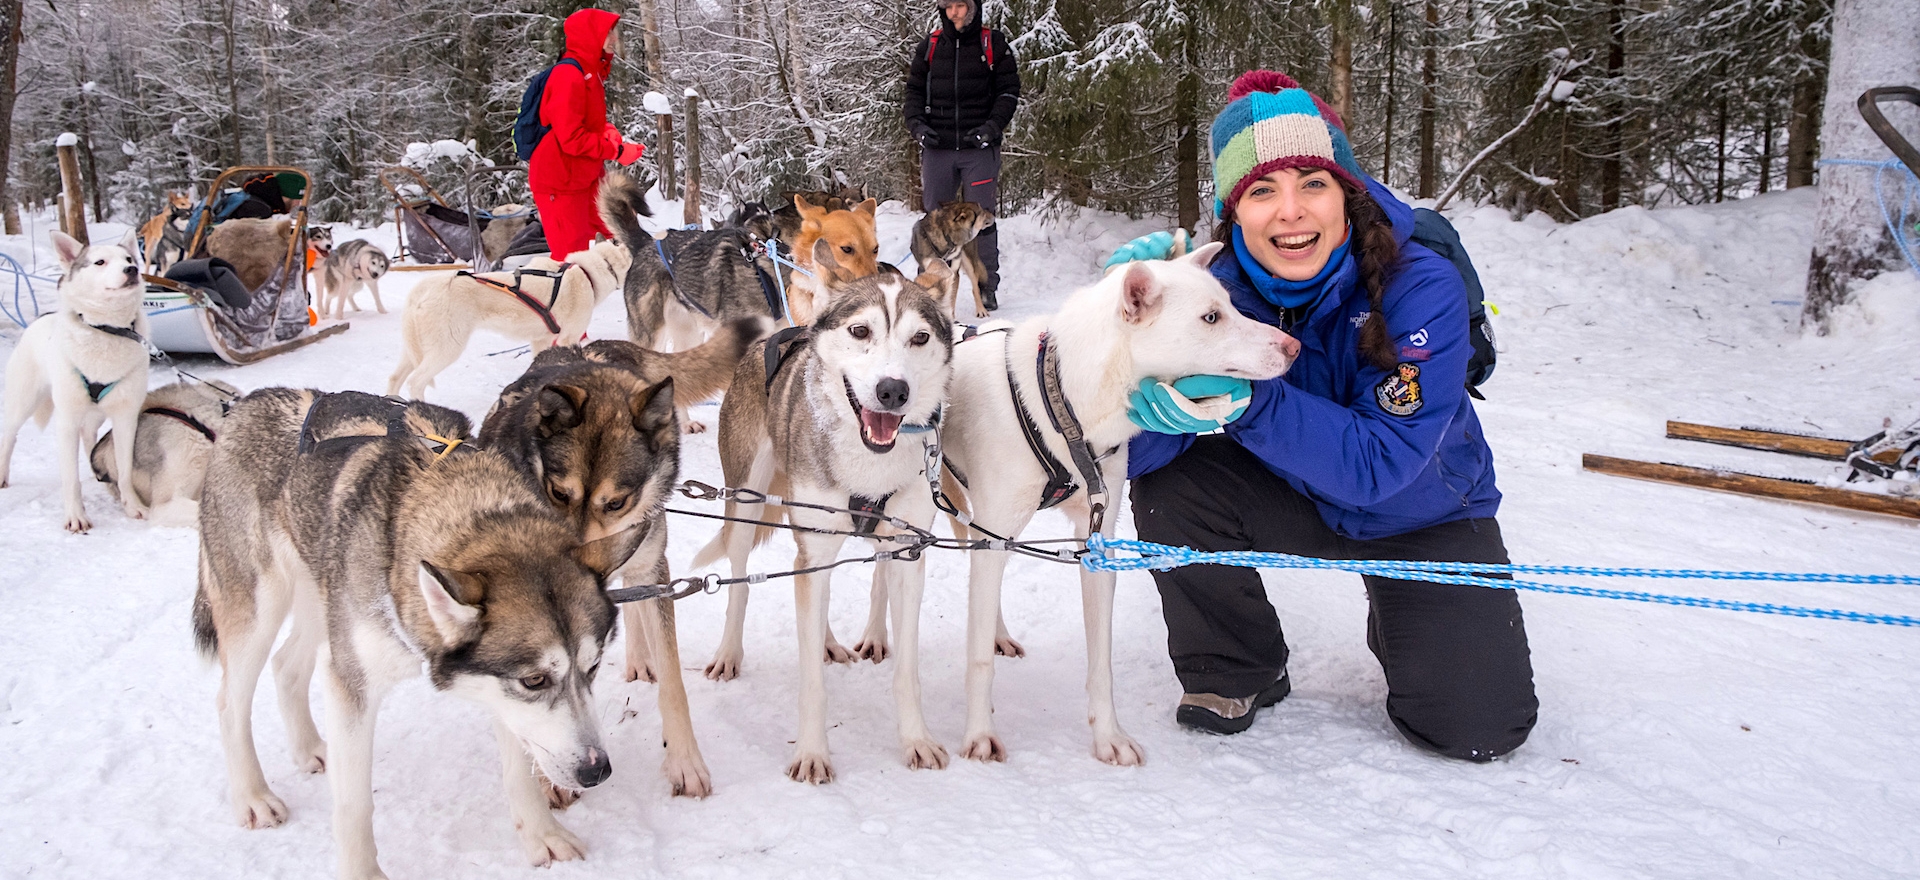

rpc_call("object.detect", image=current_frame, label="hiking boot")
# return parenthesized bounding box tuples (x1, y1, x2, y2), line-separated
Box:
(1176, 672, 1291, 735)
(979, 285, 999, 312)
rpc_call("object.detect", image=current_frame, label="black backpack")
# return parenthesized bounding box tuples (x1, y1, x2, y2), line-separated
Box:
(1409, 207, 1497, 398)
(513, 58, 582, 162)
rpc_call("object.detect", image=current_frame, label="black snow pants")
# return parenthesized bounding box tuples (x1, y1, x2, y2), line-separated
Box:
(1130, 436, 1539, 762)
(920, 145, 1001, 294)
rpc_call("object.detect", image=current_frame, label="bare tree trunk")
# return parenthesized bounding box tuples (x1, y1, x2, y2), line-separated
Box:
(259, 48, 276, 165)
(57, 136, 87, 243)
(1801, 0, 1920, 332)
(0, 0, 21, 235)
(1557, 110, 1581, 217)
(1175, 14, 1199, 231)
(1714, 94, 1727, 203)
(222, 0, 242, 165)
(1382, 0, 1396, 185)
(683, 91, 702, 227)
(1327, 0, 1353, 122)
(1759, 102, 1773, 194)
(1786, 68, 1824, 188)
(1600, 0, 1625, 211)
(1417, 0, 1437, 198)
(634, 0, 668, 89)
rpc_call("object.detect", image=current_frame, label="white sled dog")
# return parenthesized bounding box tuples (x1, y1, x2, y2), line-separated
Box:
(195, 389, 643, 876)
(692, 241, 954, 783)
(315, 239, 392, 319)
(0, 230, 151, 532)
(386, 178, 645, 399)
(891, 243, 1297, 765)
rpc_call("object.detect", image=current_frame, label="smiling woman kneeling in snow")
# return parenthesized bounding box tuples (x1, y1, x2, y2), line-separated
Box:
(1115, 71, 1536, 760)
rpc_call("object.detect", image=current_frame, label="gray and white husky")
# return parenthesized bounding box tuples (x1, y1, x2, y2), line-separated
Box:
(0, 230, 150, 532)
(315, 239, 392, 319)
(194, 389, 642, 876)
(691, 241, 955, 783)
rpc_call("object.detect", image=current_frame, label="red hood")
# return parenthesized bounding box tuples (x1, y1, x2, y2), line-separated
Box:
(562, 8, 621, 79)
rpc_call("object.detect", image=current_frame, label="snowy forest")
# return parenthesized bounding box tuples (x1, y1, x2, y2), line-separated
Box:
(0, 0, 1830, 232)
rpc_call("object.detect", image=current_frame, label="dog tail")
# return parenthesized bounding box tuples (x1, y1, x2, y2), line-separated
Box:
(597, 172, 654, 250)
(192, 552, 219, 662)
(660, 317, 766, 406)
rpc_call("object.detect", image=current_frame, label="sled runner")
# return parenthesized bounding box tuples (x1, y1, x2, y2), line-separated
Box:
(1584, 419, 1920, 520)
(142, 166, 346, 364)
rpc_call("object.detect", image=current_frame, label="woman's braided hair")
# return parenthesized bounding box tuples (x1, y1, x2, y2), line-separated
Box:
(1214, 177, 1400, 370)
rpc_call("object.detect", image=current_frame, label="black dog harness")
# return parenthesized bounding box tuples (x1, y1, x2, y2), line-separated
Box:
(457, 264, 571, 336)
(143, 406, 218, 443)
(72, 314, 145, 403)
(949, 327, 1112, 531)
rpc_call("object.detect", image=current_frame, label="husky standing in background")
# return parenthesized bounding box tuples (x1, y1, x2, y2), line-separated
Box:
(195, 389, 643, 875)
(139, 190, 194, 274)
(692, 241, 954, 784)
(89, 377, 240, 525)
(0, 231, 150, 532)
(314, 239, 392, 319)
(909, 200, 997, 318)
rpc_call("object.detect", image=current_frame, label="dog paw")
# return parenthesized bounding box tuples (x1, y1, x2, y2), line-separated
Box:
(850, 636, 890, 663)
(703, 649, 742, 681)
(994, 635, 1026, 658)
(683, 420, 708, 434)
(514, 818, 586, 866)
(1092, 730, 1145, 767)
(542, 777, 583, 810)
(786, 751, 834, 785)
(232, 789, 289, 829)
(64, 511, 92, 533)
(901, 738, 949, 770)
(960, 731, 1008, 763)
(291, 740, 327, 774)
(822, 640, 854, 665)
(664, 751, 713, 798)
(623, 659, 657, 684)
(123, 502, 148, 521)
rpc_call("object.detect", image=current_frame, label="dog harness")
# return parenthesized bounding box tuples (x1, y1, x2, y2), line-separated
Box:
(71, 314, 146, 403)
(143, 406, 218, 443)
(948, 328, 1112, 530)
(295, 392, 467, 467)
(456, 264, 571, 336)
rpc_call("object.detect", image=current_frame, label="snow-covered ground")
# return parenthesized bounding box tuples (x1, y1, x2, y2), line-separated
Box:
(2, 188, 1918, 878)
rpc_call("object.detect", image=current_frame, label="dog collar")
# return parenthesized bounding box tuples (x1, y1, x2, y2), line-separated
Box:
(74, 312, 144, 344)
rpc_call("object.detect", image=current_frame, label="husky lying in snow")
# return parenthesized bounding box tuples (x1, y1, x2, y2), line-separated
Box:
(89, 377, 240, 525)
(195, 388, 643, 875)
(693, 240, 955, 783)
(0, 230, 151, 533)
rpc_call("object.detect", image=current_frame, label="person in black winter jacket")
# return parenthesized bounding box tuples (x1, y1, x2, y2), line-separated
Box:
(904, 0, 1020, 310)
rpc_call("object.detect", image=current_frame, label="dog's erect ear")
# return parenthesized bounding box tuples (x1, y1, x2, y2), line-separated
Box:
(536, 384, 589, 437)
(795, 194, 824, 223)
(631, 377, 676, 444)
(418, 561, 484, 645)
(574, 524, 645, 581)
(1182, 241, 1225, 268)
(1119, 262, 1164, 325)
(51, 231, 86, 267)
(118, 229, 141, 263)
(854, 198, 877, 219)
(915, 256, 953, 285)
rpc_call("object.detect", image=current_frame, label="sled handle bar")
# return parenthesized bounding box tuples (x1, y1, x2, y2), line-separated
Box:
(1859, 87, 1920, 179)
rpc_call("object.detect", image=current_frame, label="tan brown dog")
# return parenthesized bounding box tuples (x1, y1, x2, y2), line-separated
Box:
(787, 195, 879, 325)
(139, 191, 194, 272)
(205, 217, 296, 290)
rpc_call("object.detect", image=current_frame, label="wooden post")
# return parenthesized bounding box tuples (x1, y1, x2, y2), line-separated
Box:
(657, 112, 677, 200)
(682, 90, 702, 228)
(55, 132, 86, 244)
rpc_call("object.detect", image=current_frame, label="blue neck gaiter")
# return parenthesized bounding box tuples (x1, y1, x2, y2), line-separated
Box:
(1232, 224, 1353, 310)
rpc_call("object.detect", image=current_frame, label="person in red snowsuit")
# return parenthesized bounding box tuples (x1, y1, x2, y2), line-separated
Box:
(529, 8, 645, 260)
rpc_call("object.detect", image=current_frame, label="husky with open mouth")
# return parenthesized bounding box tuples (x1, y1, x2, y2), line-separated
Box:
(691, 239, 954, 783)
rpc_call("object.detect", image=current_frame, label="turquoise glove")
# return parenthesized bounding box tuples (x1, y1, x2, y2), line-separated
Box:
(1102, 229, 1189, 269)
(1126, 375, 1254, 435)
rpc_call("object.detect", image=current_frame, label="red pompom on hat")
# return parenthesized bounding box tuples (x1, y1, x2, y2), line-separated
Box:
(1226, 70, 1299, 101)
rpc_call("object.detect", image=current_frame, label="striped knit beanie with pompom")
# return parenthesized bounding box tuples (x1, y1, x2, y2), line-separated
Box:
(1210, 70, 1367, 218)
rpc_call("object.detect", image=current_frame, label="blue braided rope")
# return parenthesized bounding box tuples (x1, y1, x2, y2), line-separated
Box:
(1081, 536, 1920, 628)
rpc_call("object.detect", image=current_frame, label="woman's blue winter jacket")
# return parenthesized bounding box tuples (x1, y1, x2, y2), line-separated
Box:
(1127, 178, 1501, 541)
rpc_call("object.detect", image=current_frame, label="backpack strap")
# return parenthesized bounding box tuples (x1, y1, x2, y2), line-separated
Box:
(982, 27, 994, 67)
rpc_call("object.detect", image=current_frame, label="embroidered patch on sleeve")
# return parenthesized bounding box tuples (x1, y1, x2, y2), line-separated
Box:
(1375, 363, 1424, 416)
